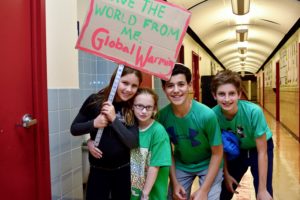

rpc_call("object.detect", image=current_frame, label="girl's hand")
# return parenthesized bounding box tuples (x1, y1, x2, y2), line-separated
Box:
(101, 101, 116, 122)
(141, 192, 149, 200)
(93, 113, 108, 128)
(87, 139, 103, 159)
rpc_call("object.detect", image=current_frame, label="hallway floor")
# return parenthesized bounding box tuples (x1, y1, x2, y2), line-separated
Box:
(192, 109, 300, 200)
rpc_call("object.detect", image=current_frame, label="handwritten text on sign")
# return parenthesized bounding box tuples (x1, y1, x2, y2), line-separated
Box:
(76, 0, 191, 80)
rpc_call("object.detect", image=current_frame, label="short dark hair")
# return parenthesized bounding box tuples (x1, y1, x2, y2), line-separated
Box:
(161, 63, 191, 87)
(211, 70, 242, 94)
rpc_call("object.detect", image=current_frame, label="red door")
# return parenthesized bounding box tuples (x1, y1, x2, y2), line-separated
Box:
(192, 51, 200, 101)
(0, 0, 51, 199)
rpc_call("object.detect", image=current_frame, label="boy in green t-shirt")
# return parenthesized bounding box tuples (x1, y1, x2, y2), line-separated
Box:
(211, 70, 273, 200)
(158, 63, 223, 200)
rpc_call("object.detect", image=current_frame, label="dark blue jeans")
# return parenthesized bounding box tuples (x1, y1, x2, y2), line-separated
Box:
(220, 138, 274, 200)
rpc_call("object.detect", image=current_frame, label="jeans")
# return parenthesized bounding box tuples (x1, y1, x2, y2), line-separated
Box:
(168, 168, 223, 200)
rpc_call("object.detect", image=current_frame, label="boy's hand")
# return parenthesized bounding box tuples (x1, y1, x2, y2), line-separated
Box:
(224, 173, 239, 194)
(190, 188, 208, 200)
(172, 183, 187, 200)
(257, 190, 273, 200)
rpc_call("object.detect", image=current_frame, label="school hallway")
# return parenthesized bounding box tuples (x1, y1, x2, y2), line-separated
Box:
(191, 108, 300, 200)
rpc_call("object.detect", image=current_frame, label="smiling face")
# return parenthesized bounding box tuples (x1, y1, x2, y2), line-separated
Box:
(115, 73, 140, 102)
(213, 83, 241, 116)
(163, 74, 191, 107)
(133, 93, 156, 128)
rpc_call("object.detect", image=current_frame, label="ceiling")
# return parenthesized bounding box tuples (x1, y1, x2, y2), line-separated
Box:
(167, 0, 300, 74)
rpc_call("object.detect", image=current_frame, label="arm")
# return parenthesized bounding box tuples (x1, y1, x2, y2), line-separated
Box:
(169, 155, 187, 200)
(191, 145, 223, 200)
(70, 112, 96, 136)
(110, 119, 139, 149)
(141, 166, 159, 200)
(223, 154, 239, 194)
(70, 93, 108, 136)
(256, 134, 272, 200)
(101, 101, 139, 149)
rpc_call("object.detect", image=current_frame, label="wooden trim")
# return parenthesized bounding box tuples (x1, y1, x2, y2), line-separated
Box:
(192, 51, 200, 101)
(299, 43, 300, 142)
(263, 71, 265, 108)
(31, 0, 51, 199)
(276, 61, 280, 121)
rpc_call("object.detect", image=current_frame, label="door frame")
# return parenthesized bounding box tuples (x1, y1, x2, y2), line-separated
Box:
(31, 0, 51, 199)
(298, 43, 300, 142)
(275, 61, 280, 121)
(192, 51, 200, 101)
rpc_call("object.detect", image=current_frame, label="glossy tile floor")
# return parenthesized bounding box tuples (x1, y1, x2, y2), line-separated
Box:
(192, 109, 300, 200)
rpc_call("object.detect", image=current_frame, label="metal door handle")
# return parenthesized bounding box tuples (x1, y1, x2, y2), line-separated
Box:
(22, 114, 37, 128)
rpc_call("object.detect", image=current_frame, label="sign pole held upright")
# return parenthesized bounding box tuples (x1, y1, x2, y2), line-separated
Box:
(94, 64, 125, 146)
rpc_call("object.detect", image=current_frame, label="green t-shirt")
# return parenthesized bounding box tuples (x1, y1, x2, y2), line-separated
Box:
(212, 100, 272, 149)
(130, 121, 171, 200)
(158, 100, 222, 172)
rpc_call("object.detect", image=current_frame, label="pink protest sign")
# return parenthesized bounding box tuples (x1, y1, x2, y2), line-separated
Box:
(76, 0, 191, 80)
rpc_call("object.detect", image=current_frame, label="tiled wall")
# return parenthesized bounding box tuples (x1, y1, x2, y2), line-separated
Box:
(153, 77, 169, 109)
(48, 51, 117, 200)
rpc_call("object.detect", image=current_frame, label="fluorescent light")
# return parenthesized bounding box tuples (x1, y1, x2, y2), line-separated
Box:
(231, 0, 250, 15)
(237, 41, 248, 48)
(238, 47, 247, 54)
(236, 28, 248, 42)
(241, 71, 245, 77)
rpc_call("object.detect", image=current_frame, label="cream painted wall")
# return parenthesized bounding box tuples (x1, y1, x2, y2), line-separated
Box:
(46, 0, 79, 89)
(77, 0, 89, 24)
(182, 34, 222, 76)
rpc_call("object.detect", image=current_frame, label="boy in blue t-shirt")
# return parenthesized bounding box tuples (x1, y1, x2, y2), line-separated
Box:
(158, 63, 223, 200)
(211, 70, 273, 200)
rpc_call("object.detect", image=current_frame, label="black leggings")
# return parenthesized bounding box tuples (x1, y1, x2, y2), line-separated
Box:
(86, 165, 131, 200)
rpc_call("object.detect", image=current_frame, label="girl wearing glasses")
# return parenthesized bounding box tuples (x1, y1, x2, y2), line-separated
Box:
(130, 88, 172, 200)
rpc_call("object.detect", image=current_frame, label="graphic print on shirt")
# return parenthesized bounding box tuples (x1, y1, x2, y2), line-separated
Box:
(236, 125, 246, 138)
(226, 125, 246, 139)
(166, 126, 201, 147)
(131, 148, 150, 196)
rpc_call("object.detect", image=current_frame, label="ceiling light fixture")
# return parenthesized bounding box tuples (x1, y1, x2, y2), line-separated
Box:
(241, 71, 245, 77)
(240, 57, 246, 61)
(231, 0, 250, 15)
(238, 47, 247, 54)
(236, 28, 248, 42)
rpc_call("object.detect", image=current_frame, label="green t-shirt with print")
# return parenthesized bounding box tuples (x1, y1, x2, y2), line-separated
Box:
(212, 100, 272, 149)
(130, 121, 171, 200)
(157, 100, 222, 172)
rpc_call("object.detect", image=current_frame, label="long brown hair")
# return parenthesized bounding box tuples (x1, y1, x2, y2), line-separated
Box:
(91, 66, 143, 126)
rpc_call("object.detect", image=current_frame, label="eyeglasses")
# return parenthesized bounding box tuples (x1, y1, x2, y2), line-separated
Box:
(133, 104, 154, 111)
